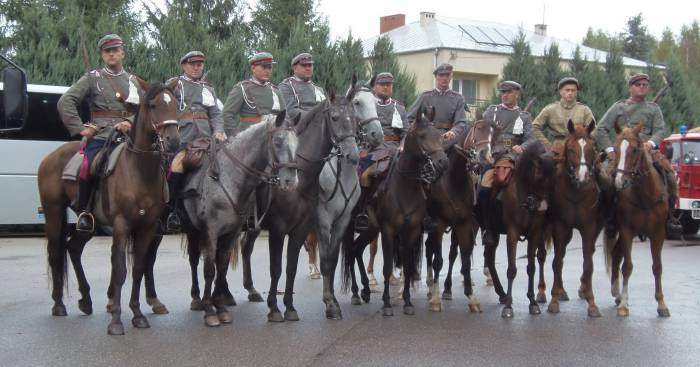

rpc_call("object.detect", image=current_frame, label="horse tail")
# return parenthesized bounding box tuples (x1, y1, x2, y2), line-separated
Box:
(229, 233, 241, 270)
(46, 209, 70, 294)
(395, 218, 422, 287)
(603, 232, 618, 277)
(340, 226, 356, 293)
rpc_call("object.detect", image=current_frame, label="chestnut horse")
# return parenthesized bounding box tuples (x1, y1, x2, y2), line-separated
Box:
(38, 81, 180, 335)
(604, 124, 670, 317)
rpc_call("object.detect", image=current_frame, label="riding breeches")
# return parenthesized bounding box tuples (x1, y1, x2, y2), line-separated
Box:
(171, 149, 187, 174)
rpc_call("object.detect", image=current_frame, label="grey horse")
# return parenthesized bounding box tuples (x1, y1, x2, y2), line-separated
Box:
(183, 112, 298, 327)
(316, 77, 383, 319)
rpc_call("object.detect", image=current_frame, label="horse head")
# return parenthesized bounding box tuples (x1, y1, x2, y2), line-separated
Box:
(345, 74, 383, 147)
(404, 106, 449, 183)
(266, 110, 299, 192)
(517, 142, 554, 194)
(327, 92, 360, 165)
(135, 78, 180, 153)
(464, 117, 494, 169)
(564, 119, 597, 187)
(613, 123, 646, 190)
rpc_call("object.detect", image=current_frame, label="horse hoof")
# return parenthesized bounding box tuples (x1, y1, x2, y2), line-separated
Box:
(190, 299, 204, 311)
(205, 314, 221, 327)
(616, 307, 629, 317)
(267, 311, 284, 323)
(217, 311, 233, 324)
(588, 307, 602, 318)
(501, 307, 514, 318)
(441, 291, 452, 300)
(382, 307, 394, 317)
(529, 304, 541, 315)
(248, 292, 264, 303)
(547, 303, 560, 314)
(361, 290, 371, 303)
(78, 299, 93, 315)
(107, 322, 125, 335)
(468, 303, 482, 313)
(657, 308, 671, 318)
(325, 308, 342, 320)
(429, 302, 442, 312)
(151, 304, 169, 315)
(132, 316, 150, 328)
(403, 305, 415, 315)
(351, 295, 362, 306)
(52, 304, 67, 317)
(614, 297, 621, 306)
(559, 291, 570, 301)
(426, 292, 432, 300)
(536, 293, 547, 304)
(285, 309, 300, 321)
(222, 294, 237, 306)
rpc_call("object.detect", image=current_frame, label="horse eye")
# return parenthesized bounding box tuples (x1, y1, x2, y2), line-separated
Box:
(149, 103, 156, 109)
(353, 100, 360, 105)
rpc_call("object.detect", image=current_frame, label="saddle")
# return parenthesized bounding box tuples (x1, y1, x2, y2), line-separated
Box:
(61, 142, 126, 181)
(182, 137, 212, 171)
(369, 145, 397, 178)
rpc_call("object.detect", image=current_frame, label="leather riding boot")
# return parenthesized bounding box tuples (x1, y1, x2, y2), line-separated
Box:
(165, 172, 184, 233)
(76, 179, 95, 233)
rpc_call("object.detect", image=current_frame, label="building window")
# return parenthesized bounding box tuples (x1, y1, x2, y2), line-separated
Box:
(452, 79, 477, 104)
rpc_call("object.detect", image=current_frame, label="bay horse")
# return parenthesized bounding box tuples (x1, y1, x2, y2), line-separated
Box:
(548, 119, 605, 317)
(605, 123, 670, 317)
(342, 106, 448, 316)
(183, 112, 298, 327)
(422, 119, 492, 313)
(479, 141, 555, 318)
(38, 81, 181, 335)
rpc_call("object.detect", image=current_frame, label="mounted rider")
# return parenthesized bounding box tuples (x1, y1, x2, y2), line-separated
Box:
(355, 72, 408, 230)
(57, 34, 143, 233)
(594, 72, 681, 236)
(477, 80, 535, 246)
(278, 52, 327, 279)
(222, 52, 285, 136)
(164, 51, 227, 232)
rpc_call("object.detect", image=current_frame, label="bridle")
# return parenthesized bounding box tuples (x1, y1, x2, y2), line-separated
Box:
(125, 88, 179, 156)
(564, 136, 595, 190)
(612, 136, 649, 191)
(352, 86, 381, 147)
(397, 124, 443, 184)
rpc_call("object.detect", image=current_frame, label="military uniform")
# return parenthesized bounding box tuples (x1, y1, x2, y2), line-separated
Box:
(533, 101, 594, 149)
(483, 103, 534, 162)
(279, 53, 326, 121)
(407, 64, 469, 136)
(168, 74, 224, 152)
(222, 52, 285, 135)
(57, 34, 141, 232)
(377, 96, 408, 142)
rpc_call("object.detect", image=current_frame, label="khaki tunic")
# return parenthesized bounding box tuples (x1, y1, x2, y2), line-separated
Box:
(533, 100, 594, 149)
(595, 98, 667, 152)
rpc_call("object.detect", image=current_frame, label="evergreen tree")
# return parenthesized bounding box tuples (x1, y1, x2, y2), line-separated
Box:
(654, 28, 677, 65)
(498, 31, 541, 112)
(368, 35, 417, 107)
(622, 13, 657, 62)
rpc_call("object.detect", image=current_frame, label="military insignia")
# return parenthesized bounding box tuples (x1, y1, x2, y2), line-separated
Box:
(391, 103, 403, 129)
(272, 91, 280, 110)
(314, 86, 325, 102)
(201, 87, 215, 107)
(125, 78, 140, 105)
(513, 116, 524, 135)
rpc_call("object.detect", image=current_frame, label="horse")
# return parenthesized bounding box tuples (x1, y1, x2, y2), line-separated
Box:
(230, 90, 357, 322)
(422, 119, 492, 313)
(182, 111, 298, 327)
(604, 123, 670, 317)
(547, 119, 605, 317)
(342, 106, 448, 316)
(479, 140, 555, 318)
(38, 81, 181, 335)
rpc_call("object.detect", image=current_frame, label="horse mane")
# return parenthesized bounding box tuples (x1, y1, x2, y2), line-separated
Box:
(144, 82, 167, 102)
(296, 99, 328, 135)
(515, 142, 553, 189)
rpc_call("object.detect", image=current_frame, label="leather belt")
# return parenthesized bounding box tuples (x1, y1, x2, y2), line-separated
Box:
(180, 111, 209, 120)
(240, 116, 262, 123)
(92, 110, 131, 118)
(434, 121, 452, 130)
(384, 134, 401, 142)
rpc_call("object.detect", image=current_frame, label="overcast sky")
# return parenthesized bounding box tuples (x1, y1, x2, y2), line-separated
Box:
(316, 0, 698, 43)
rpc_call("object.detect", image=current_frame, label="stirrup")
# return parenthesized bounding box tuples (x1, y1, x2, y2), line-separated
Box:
(166, 212, 181, 233)
(666, 218, 683, 238)
(423, 216, 437, 232)
(355, 213, 369, 232)
(76, 212, 95, 233)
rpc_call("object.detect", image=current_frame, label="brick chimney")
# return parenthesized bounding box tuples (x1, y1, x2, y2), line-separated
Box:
(535, 24, 547, 36)
(380, 14, 406, 34)
(420, 11, 435, 26)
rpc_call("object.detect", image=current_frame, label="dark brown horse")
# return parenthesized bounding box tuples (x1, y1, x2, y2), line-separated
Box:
(342, 107, 448, 316)
(480, 141, 555, 318)
(38, 81, 180, 335)
(423, 118, 492, 313)
(547, 119, 605, 317)
(605, 124, 670, 317)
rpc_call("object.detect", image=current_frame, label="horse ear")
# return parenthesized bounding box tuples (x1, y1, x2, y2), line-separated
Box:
(426, 105, 436, 122)
(328, 86, 336, 103)
(586, 118, 596, 136)
(137, 77, 149, 92)
(614, 121, 622, 134)
(351, 73, 358, 88)
(567, 119, 575, 134)
(275, 110, 286, 128)
(166, 77, 178, 92)
(369, 74, 376, 88)
(633, 122, 644, 136)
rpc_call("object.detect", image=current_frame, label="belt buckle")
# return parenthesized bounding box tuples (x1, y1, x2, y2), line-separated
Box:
(503, 138, 512, 148)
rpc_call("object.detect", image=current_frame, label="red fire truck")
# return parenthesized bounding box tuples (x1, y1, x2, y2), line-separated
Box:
(660, 126, 700, 235)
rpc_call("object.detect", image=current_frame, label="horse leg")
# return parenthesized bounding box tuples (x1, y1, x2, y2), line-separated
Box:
(266, 231, 285, 322)
(66, 231, 93, 315)
(367, 236, 378, 287)
(548, 225, 569, 314)
(106, 217, 129, 335)
(650, 231, 669, 317)
(443, 232, 459, 300)
(45, 205, 70, 316)
(212, 236, 234, 324)
(355, 230, 375, 303)
(501, 228, 519, 318)
(483, 231, 506, 303)
(242, 230, 264, 302)
(456, 222, 480, 312)
(428, 227, 445, 312)
(187, 232, 204, 311)
(616, 228, 634, 317)
(306, 231, 321, 279)
(425, 236, 434, 290)
(610, 234, 624, 304)
(536, 241, 547, 304)
(526, 231, 542, 315)
(324, 213, 353, 320)
(380, 229, 395, 317)
(144, 234, 168, 314)
(129, 228, 155, 329)
(283, 233, 307, 321)
(579, 225, 601, 317)
(200, 232, 220, 327)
